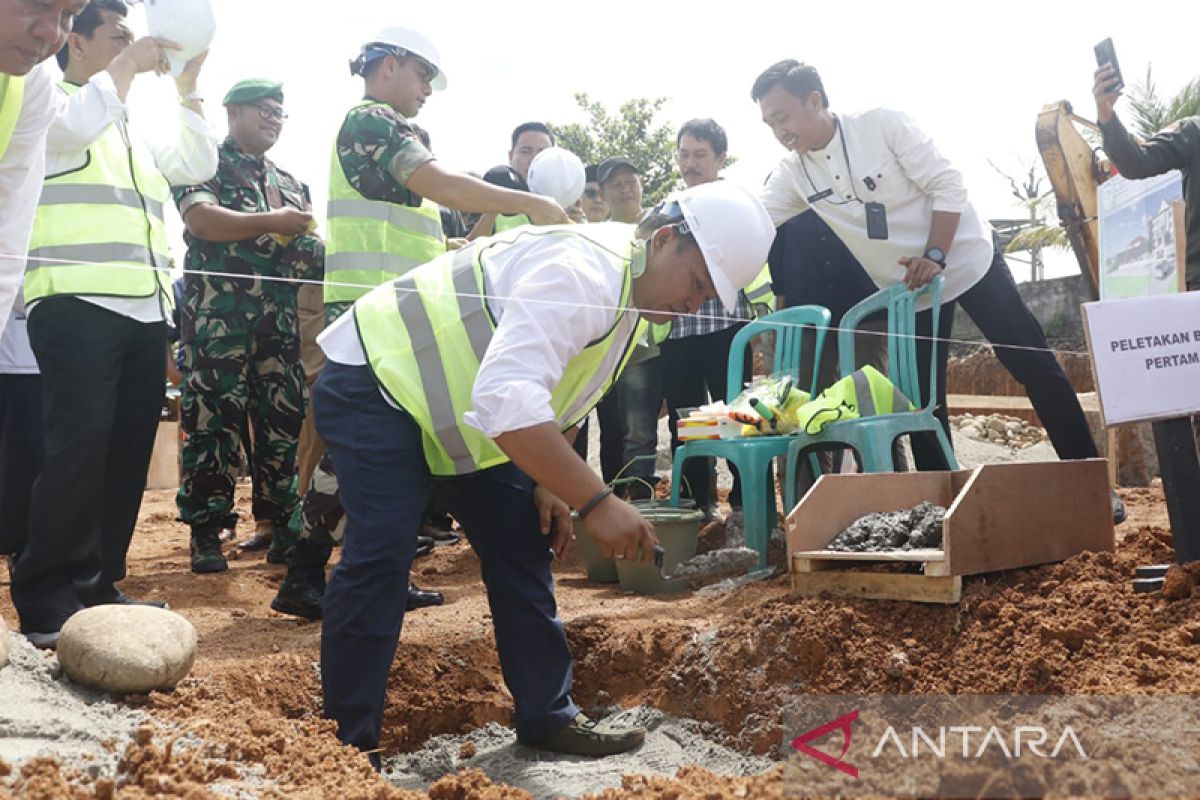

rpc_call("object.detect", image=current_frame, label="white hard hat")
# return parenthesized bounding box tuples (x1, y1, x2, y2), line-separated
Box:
(359, 27, 447, 91)
(526, 147, 586, 209)
(671, 182, 775, 313)
(143, 0, 216, 77)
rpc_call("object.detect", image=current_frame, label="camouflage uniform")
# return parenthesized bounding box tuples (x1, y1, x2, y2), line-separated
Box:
(274, 101, 446, 618)
(175, 137, 324, 532)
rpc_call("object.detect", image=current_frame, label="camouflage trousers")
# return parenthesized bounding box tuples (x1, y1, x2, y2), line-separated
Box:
(177, 330, 306, 528)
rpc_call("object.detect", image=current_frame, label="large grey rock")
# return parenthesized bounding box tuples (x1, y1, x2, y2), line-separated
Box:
(0, 615, 9, 669)
(57, 606, 196, 693)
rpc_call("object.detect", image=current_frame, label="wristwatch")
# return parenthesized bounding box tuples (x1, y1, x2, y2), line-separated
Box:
(922, 246, 947, 268)
(180, 91, 204, 103)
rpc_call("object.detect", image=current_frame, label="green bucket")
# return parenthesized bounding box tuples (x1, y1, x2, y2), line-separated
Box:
(615, 506, 704, 595)
(573, 512, 618, 583)
(574, 499, 697, 584)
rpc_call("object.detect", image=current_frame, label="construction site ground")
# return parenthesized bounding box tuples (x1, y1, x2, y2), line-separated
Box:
(2, 476, 1195, 798)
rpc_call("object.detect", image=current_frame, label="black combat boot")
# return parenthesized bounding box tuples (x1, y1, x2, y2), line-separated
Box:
(190, 522, 228, 574)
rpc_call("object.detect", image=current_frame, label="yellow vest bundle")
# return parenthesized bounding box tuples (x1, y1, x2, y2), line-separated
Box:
(354, 223, 645, 475)
(795, 365, 915, 435)
(25, 82, 172, 305)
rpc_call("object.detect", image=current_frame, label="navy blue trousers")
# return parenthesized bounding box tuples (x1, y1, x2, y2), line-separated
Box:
(313, 362, 579, 760)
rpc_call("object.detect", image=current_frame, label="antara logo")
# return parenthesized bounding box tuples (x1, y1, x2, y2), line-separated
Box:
(791, 709, 859, 778)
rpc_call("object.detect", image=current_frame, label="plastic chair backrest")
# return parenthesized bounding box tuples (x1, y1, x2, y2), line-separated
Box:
(836, 276, 943, 411)
(725, 305, 833, 400)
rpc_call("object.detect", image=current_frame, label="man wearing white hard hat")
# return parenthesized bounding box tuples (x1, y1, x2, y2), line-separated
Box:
(273, 28, 565, 624)
(12, 0, 218, 646)
(313, 181, 775, 764)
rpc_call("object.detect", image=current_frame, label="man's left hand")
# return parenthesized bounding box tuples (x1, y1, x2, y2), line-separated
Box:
(176, 50, 208, 94)
(898, 255, 942, 289)
(534, 485, 572, 558)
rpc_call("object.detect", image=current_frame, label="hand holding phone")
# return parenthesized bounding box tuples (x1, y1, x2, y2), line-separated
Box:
(1094, 37, 1124, 93)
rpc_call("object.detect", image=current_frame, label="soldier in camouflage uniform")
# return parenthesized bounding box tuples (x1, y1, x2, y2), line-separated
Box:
(175, 79, 323, 574)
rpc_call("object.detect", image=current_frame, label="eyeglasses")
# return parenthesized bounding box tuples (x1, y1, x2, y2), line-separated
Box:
(584, 188, 601, 199)
(251, 104, 288, 122)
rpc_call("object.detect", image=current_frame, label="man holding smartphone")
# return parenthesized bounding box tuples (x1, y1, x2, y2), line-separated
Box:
(752, 60, 1126, 524)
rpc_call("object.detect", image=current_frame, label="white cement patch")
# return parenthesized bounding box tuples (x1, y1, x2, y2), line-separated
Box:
(383, 706, 774, 799)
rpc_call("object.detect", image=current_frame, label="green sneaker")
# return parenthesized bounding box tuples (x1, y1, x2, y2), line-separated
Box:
(527, 712, 646, 757)
(190, 525, 228, 574)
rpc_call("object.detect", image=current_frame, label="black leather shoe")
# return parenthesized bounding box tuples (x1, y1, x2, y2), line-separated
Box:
(1112, 490, 1127, 525)
(414, 536, 434, 559)
(406, 585, 444, 611)
(236, 532, 273, 552)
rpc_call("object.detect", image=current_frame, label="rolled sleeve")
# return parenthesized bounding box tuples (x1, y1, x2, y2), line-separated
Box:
(463, 246, 621, 439)
(881, 109, 967, 213)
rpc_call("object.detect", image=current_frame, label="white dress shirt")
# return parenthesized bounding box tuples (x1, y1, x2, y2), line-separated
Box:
(0, 294, 38, 375)
(36, 70, 218, 323)
(759, 108, 993, 307)
(0, 63, 56, 340)
(319, 230, 639, 438)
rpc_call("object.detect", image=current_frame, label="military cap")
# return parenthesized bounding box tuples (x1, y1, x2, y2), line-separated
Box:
(222, 79, 284, 106)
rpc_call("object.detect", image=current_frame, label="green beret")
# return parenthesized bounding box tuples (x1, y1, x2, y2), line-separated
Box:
(222, 79, 284, 106)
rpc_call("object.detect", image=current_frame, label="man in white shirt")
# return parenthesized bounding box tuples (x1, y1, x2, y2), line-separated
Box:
(751, 60, 1122, 522)
(11, 0, 218, 646)
(313, 182, 775, 766)
(0, 0, 89, 338)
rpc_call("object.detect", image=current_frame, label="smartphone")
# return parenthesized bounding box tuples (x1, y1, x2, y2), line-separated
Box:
(1094, 37, 1124, 93)
(865, 202, 889, 240)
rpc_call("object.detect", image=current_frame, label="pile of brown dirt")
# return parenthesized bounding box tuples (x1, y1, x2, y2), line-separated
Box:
(2, 484, 1192, 798)
(948, 348, 1094, 396)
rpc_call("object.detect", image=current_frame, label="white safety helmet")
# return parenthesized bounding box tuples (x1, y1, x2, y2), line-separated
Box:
(355, 27, 447, 91)
(143, 0, 216, 77)
(667, 182, 775, 313)
(527, 147, 586, 209)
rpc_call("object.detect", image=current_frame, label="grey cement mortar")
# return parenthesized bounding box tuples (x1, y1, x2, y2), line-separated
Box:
(671, 547, 759, 583)
(827, 501, 946, 552)
(0, 632, 145, 778)
(382, 706, 774, 799)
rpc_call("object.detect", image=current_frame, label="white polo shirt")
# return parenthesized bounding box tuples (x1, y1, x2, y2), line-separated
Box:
(759, 108, 993, 307)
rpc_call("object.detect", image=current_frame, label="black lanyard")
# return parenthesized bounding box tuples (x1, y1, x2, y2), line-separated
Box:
(799, 116, 862, 206)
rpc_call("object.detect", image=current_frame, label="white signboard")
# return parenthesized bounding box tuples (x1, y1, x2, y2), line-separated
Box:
(1083, 292, 1200, 426)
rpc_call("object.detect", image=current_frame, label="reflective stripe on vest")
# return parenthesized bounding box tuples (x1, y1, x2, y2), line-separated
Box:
(744, 265, 775, 314)
(355, 223, 642, 475)
(324, 101, 446, 305)
(25, 82, 171, 304)
(0, 74, 25, 162)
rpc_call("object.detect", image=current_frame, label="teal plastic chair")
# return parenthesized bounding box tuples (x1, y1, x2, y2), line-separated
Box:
(668, 306, 832, 568)
(783, 275, 959, 514)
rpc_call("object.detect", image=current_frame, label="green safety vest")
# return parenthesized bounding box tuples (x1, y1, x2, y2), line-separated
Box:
(355, 223, 646, 476)
(744, 265, 775, 316)
(25, 82, 172, 305)
(493, 213, 530, 234)
(795, 365, 915, 434)
(324, 100, 446, 305)
(0, 74, 24, 162)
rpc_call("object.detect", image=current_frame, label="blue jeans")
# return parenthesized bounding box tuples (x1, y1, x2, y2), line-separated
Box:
(313, 362, 579, 763)
(617, 356, 662, 498)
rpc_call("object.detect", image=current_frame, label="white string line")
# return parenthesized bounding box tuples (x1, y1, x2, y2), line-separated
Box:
(5, 251, 1096, 357)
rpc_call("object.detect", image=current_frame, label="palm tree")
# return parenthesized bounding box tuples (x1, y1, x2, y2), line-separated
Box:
(1125, 67, 1200, 139)
(989, 160, 1069, 281)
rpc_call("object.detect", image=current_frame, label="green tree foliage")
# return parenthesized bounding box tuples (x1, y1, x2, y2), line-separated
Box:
(552, 93, 681, 206)
(1125, 67, 1200, 139)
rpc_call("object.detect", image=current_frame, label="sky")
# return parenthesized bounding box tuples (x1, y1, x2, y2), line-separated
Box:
(116, 0, 1199, 283)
